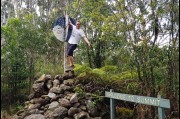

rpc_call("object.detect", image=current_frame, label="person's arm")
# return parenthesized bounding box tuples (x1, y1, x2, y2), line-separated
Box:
(83, 36, 92, 48)
(68, 19, 73, 26)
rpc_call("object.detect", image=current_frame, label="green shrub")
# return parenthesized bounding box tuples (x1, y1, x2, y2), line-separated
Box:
(100, 65, 118, 74)
(126, 82, 140, 94)
(119, 70, 138, 80)
(74, 64, 92, 76)
(116, 107, 134, 119)
(74, 86, 85, 98)
(92, 68, 105, 75)
(77, 71, 103, 84)
(101, 70, 138, 82)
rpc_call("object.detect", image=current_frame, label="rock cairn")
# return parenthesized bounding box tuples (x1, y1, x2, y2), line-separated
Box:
(17, 71, 103, 119)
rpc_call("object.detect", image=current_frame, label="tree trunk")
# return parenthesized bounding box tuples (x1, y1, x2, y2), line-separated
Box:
(12, 0, 18, 17)
(94, 41, 102, 68)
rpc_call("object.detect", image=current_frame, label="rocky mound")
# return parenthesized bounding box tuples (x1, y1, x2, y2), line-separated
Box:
(17, 71, 107, 119)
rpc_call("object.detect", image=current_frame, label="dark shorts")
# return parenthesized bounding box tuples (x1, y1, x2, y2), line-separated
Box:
(67, 43, 77, 57)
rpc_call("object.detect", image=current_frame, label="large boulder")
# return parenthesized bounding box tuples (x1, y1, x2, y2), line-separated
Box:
(59, 98, 71, 108)
(24, 114, 45, 119)
(70, 93, 78, 104)
(48, 101, 59, 110)
(52, 106, 68, 119)
(49, 87, 64, 94)
(73, 111, 90, 119)
(68, 107, 79, 117)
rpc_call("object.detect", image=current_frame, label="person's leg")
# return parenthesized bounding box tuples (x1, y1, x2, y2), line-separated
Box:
(67, 56, 71, 66)
(69, 56, 74, 66)
(67, 44, 77, 67)
(67, 43, 71, 67)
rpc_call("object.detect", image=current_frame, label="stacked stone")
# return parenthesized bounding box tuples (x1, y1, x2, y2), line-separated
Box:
(17, 73, 102, 119)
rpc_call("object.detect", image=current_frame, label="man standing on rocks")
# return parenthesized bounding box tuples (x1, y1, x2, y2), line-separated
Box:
(67, 20, 92, 69)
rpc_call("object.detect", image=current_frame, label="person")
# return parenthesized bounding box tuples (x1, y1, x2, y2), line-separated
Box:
(67, 20, 92, 69)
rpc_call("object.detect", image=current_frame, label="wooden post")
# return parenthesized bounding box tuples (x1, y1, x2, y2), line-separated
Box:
(64, 12, 68, 73)
(64, 40, 66, 73)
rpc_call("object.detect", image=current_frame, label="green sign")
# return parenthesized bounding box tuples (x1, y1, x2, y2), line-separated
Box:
(105, 91, 170, 108)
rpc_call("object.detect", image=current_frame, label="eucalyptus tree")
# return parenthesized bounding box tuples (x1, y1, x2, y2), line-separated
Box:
(1, 0, 51, 104)
(109, 0, 179, 118)
(166, 0, 179, 114)
(68, 0, 178, 117)
(1, 18, 32, 104)
(1, 0, 15, 25)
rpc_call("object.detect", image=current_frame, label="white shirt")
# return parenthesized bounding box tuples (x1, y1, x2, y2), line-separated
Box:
(68, 25, 85, 44)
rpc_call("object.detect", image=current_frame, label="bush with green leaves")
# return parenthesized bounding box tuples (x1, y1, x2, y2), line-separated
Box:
(116, 107, 134, 119)
(74, 64, 92, 76)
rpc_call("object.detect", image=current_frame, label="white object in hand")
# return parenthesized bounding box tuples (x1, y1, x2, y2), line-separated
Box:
(53, 25, 65, 42)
